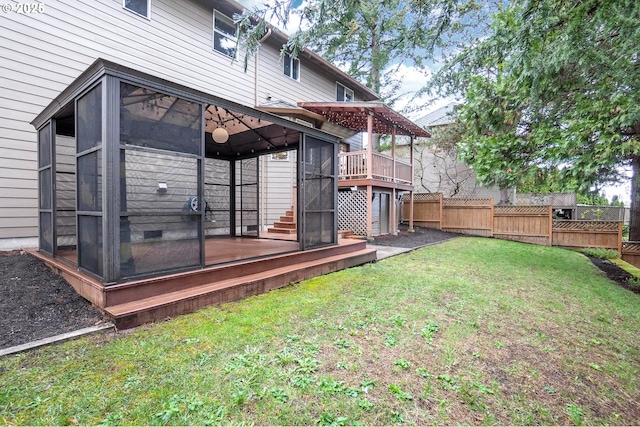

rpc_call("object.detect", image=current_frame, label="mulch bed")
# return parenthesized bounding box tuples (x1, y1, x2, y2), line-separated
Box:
(1, 228, 637, 350)
(368, 224, 460, 248)
(0, 250, 106, 350)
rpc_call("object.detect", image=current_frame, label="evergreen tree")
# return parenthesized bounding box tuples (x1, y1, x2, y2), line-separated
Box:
(432, 0, 640, 236)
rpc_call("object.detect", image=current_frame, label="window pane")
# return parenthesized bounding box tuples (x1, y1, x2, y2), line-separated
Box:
(78, 215, 103, 277)
(214, 33, 236, 57)
(292, 58, 299, 80)
(124, 0, 148, 17)
(284, 54, 291, 77)
(38, 123, 51, 168)
(214, 12, 237, 57)
(215, 13, 236, 38)
(120, 83, 202, 155)
(77, 84, 102, 153)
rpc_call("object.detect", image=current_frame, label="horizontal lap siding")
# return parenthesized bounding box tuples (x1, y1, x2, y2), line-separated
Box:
(0, 0, 258, 244)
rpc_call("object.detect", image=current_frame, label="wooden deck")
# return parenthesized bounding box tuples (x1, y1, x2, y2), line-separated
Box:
(30, 234, 376, 329)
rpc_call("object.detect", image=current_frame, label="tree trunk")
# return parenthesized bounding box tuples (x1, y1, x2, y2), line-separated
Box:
(629, 155, 640, 240)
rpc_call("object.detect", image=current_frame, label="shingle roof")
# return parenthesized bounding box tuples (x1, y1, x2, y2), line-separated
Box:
(415, 103, 458, 128)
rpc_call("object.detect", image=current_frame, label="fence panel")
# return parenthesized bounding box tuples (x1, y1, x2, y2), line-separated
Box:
(622, 241, 640, 269)
(552, 221, 622, 252)
(442, 198, 493, 237)
(493, 206, 552, 246)
(401, 193, 442, 229)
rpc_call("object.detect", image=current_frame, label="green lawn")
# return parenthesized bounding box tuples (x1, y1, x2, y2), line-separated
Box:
(1, 237, 638, 426)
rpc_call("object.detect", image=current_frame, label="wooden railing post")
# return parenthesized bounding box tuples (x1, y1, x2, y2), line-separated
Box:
(366, 113, 373, 180)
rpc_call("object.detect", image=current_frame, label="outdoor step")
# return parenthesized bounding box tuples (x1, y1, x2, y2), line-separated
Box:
(280, 215, 295, 223)
(105, 247, 377, 329)
(273, 221, 296, 229)
(285, 210, 294, 217)
(99, 239, 369, 307)
(267, 227, 297, 234)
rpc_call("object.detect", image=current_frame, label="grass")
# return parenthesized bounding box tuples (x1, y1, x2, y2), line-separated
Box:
(580, 247, 620, 259)
(1, 237, 639, 425)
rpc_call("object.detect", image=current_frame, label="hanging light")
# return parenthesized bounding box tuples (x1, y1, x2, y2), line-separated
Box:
(212, 126, 229, 144)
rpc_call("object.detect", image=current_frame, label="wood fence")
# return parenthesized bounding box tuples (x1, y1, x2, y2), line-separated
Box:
(621, 242, 640, 267)
(402, 194, 623, 254)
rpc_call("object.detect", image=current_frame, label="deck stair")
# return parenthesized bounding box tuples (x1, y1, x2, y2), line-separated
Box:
(95, 240, 375, 329)
(268, 208, 297, 234)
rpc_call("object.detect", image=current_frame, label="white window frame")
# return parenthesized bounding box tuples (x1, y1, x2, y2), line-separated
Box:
(283, 53, 300, 81)
(213, 10, 238, 58)
(336, 83, 354, 102)
(123, 0, 150, 19)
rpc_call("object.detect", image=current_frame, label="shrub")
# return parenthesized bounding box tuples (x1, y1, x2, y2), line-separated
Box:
(581, 247, 620, 259)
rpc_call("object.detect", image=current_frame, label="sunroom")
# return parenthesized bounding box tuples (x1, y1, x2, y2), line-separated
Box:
(31, 60, 374, 327)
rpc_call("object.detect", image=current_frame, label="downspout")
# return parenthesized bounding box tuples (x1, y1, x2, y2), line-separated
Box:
(255, 28, 272, 232)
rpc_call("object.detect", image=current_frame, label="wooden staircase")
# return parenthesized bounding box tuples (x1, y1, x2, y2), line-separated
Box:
(268, 207, 297, 234)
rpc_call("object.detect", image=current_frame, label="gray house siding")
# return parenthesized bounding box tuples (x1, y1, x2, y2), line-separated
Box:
(0, 0, 368, 249)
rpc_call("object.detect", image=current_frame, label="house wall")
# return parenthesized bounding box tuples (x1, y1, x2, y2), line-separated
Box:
(0, 0, 365, 249)
(260, 151, 297, 229)
(393, 143, 508, 202)
(257, 38, 370, 107)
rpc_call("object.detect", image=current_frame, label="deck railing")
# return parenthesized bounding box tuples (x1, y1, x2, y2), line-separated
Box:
(338, 151, 412, 185)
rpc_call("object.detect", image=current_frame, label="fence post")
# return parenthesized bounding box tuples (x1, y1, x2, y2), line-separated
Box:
(548, 205, 553, 246)
(618, 221, 623, 255)
(490, 198, 495, 237)
(438, 192, 443, 230)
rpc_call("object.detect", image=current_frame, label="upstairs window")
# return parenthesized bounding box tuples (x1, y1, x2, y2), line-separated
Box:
(213, 11, 237, 58)
(123, 0, 150, 18)
(284, 53, 300, 80)
(336, 83, 354, 102)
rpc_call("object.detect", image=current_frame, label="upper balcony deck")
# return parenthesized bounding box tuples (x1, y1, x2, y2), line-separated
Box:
(338, 150, 413, 191)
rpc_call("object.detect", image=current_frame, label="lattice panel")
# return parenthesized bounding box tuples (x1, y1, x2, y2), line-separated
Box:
(622, 242, 640, 252)
(552, 220, 619, 231)
(400, 192, 442, 201)
(338, 190, 368, 236)
(576, 206, 624, 221)
(516, 192, 576, 206)
(443, 198, 493, 206)
(494, 206, 549, 215)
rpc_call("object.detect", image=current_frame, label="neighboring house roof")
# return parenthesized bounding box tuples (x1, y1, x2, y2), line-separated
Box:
(415, 103, 459, 128)
(298, 102, 431, 138)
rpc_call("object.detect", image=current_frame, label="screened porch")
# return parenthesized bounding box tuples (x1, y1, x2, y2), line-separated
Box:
(32, 59, 340, 286)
